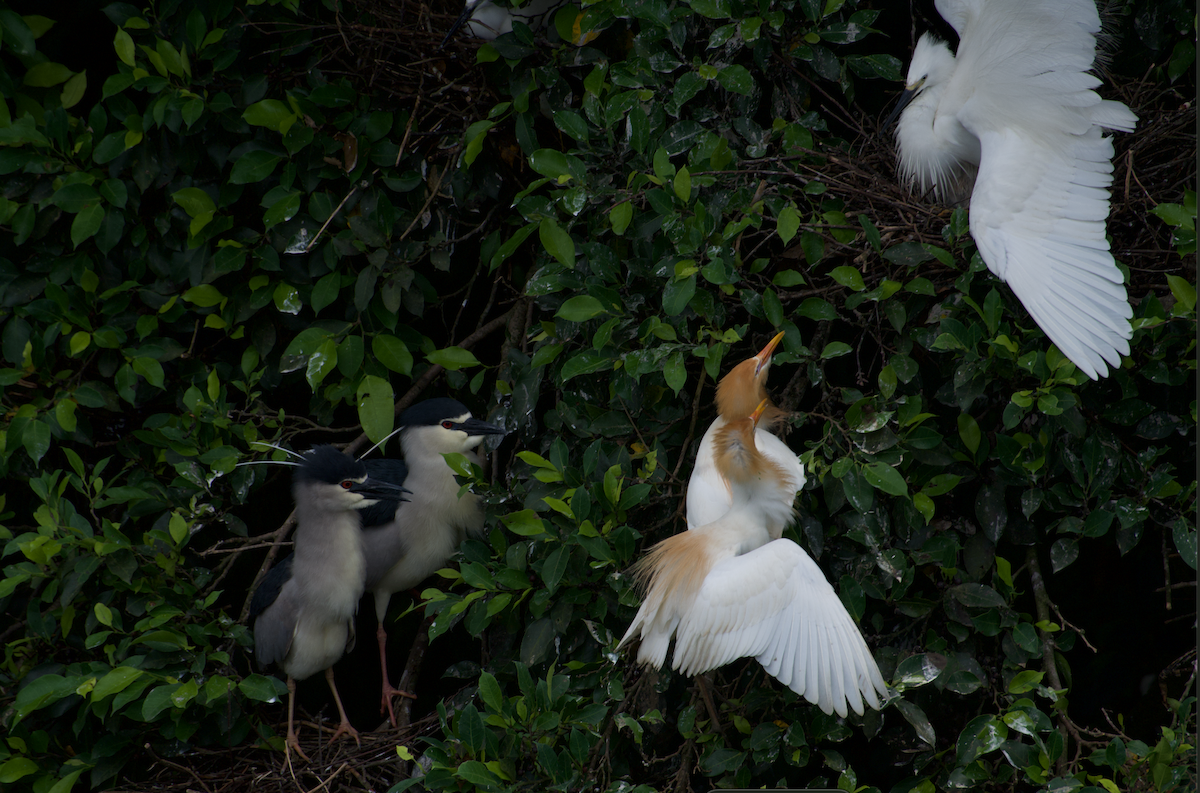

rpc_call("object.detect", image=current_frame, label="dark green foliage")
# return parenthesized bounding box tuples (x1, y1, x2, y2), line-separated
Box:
(0, 0, 1194, 791)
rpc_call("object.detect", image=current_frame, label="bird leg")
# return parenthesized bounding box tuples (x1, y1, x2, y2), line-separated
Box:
(695, 674, 726, 736)
(323, 667, 361, 746)
(377, 622, 417, 727)
(285, 676, 311, 762)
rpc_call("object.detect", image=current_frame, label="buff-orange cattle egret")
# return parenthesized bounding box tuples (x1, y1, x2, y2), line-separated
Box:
(620, 401, 889, 718)
(892, 0, 1138, 380)
(686, 331, 805, 532)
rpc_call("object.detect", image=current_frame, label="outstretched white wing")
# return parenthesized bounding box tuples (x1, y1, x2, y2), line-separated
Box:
(670, 539, 888, 718)
(966, 125, 1132, 378)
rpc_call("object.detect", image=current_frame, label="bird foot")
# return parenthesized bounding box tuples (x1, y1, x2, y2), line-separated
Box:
(380, 683, 418, 727)
(326, 718, 361, 746)
(285, 731, 310, 763)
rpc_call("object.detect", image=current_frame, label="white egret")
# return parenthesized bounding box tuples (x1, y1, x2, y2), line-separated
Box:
(441, 0, 566, 45)
(686, 330, 806, 532)
(891, 0, 1138, 380)
(620, 401, 889, 718)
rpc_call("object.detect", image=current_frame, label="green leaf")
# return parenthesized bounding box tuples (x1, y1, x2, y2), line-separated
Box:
(132, 357, 165, 389)
(272, 283, 300, 314)
(24, 62, 73, 87)
(60, 70, 87, 109)
(556, 295, 607, 322)
(51, 183, 101, 213)
(776, 205, 800, 244)
(539, 218, 575, 267)
(356, 375, 395, 444)
(242, 99, 297, 134)
(71, 204, 104, 247)
(673, 165, 691, 203)
(263, 191, 301, 228)
(171, 187, 215, 218)
(1166, 275, 1196, 311)
(958, 413, 981, 455)
(230, 151, 283, 184)
(663, 274, 696, 316)
(428, 346, 480, 371)
(0, 757, 39, 783)
(610, 202, 632, 235)
(541, 545, 570, 593)
(864, 461, 907, 496)
(373, 335, 413, 376)
(182, 284, 226, 307)
(829, 265, 865, 291)
(820, 341, 851, 359)
(305, 339, 338, 389)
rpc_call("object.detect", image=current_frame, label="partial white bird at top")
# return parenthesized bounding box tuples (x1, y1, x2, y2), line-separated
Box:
(620, 400, 890, 719)
(441, 0, 567, 46)
(890, 0, 1138, 380)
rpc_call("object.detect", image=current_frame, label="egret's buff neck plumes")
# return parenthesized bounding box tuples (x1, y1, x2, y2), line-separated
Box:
(687, 331, 802, 533)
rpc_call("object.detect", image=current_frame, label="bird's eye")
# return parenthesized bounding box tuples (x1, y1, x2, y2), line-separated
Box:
(441, 421, 454, 429)
(340, 480, 353, 490)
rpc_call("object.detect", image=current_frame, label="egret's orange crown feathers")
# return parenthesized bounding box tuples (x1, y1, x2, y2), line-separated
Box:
(714, 331, 785, 422)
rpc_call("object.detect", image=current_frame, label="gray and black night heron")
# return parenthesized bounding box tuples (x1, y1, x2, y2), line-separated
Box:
(889, 0, 1137, 379)
(358, 397, 507, 724)
(249, 445, 410, 760)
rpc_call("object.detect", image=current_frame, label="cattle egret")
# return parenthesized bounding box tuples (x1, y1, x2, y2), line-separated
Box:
(620, 401, 889, 718)
(892, 0, 1138, 379)
(686, 331, 806, 532)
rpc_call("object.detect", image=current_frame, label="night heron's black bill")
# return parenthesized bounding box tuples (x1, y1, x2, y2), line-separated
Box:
(457, 417, 507, 437)
(352, 479, 412, 503)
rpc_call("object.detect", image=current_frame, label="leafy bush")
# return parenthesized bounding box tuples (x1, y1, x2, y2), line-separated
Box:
(0, 0, 1193, 791)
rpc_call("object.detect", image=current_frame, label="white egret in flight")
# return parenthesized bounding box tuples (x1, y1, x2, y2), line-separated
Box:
(891, 0, 1138, 380)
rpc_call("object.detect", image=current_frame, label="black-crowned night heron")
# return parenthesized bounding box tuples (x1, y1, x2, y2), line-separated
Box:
(890, 0, 1137, 379)
(249, 445, 410, 760)
(359, 397, 507, 725)
(619, 400, 889, 718)
(685, 331, 805, 531)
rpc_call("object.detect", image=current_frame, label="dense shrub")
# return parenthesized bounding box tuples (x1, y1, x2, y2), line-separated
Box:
(0, 0, 1193, 791)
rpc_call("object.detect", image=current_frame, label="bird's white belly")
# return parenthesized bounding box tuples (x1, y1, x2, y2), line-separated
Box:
(286, 616, 350, 680)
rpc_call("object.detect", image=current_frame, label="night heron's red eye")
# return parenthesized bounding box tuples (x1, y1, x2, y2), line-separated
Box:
(441, 421, 454, 429)
(341, 480, 353, 489)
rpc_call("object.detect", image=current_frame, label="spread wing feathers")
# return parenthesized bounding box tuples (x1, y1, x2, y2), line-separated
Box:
(687, 422, 805, 531)
(672, 540, 887, 717)
(967, 126, 1132, 379)
(623, 536, 888, 718)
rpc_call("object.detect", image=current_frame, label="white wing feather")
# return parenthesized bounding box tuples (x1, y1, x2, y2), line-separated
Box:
(670, 540, 888, 718)
(905, 0, 1138, 380)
